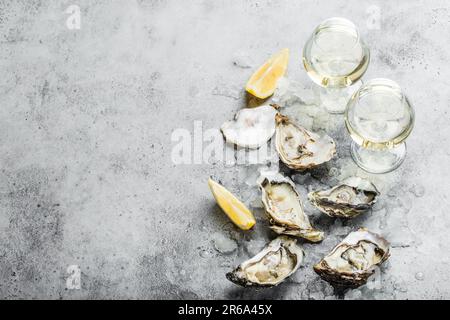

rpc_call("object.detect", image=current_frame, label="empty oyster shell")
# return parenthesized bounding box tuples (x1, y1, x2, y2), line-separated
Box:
(308, 177, 380, 218)
(259, 173, 324, 242)
(275, 114, 336, 170)
(314, 228, 390, 288)
(226, 236, 304, 287)
(221, 105, 278, 149)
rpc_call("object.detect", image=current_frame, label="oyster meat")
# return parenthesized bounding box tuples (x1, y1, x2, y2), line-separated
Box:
(226, 236, 304, 287)
(314, 228, 390, 288)
(220, 105, 278, 149)
(259, 173, 324, 242)
(308, 177, 380, 218)
(275, 114, 336, 170)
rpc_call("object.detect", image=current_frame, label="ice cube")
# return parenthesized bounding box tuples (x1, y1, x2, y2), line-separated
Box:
(212, 232, 238, 254)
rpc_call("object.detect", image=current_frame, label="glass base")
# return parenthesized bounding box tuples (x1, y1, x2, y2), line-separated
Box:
(350, 141, 407, 174)
(314, 80, 362, 114)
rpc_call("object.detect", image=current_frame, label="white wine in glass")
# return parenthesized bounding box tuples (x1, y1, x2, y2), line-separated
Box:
(345, 78, 415, 173)
(303, 18, 370, 113)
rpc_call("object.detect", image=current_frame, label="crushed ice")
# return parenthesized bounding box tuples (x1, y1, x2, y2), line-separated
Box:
(212, 70, 416, 299)
(212, 232, 238, 254)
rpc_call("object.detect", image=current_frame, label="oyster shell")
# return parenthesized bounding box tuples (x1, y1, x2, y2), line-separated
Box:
(259, 173, 324, 242)
(221, 105, 278, 149)
(308, 177, 380, 218)
(275, 114, 336, 170)
(226, 236, 304, 287)
(314, 228, 390, 288)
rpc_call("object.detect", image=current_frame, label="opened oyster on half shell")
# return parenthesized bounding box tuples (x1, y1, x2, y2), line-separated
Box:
(314, 228, 390, 288)
(308, 177, 380, 218)
(259, 173, 324, 242)
(221, 105, 278, 149)
(226, 236, 304, 287)
(275, 114, 336, 170)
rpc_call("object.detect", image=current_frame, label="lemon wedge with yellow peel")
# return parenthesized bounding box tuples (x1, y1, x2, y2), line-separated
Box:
(245, 48, 289, 99)
(208, 178, 256, 230)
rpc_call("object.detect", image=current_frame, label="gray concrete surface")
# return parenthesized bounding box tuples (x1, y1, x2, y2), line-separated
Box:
(0, 0, 449, 299)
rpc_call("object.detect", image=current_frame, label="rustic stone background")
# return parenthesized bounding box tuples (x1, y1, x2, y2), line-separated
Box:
(0, 0, 449, 299)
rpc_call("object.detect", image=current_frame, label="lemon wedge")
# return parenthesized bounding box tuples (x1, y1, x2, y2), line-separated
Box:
(208, 178, 256, 230)
(245, 48, 289, 99)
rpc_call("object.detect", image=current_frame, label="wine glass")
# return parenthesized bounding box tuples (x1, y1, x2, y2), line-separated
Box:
(345, 78, 415, 173)
(303, 17, 370, 114)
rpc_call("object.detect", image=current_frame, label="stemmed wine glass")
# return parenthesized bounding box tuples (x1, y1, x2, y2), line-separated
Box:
(303, 17, 370, 114)
(345, 78, 415, 173)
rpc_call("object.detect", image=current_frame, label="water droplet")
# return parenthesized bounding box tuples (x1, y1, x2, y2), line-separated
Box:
(232, 53, 253, 69)
(409, 184, 425, 198)
(415, 272, 424, 281)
